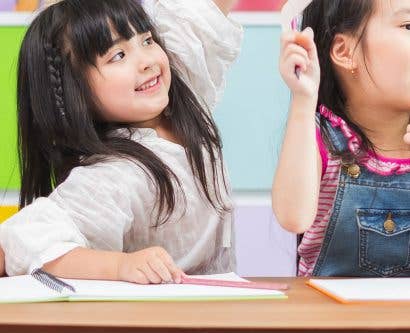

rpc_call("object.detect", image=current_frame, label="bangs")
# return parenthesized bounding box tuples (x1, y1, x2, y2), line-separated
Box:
(63, 0, 154, 65)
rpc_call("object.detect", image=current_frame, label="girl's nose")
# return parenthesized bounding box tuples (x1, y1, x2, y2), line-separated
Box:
(138, 55, 155, 73)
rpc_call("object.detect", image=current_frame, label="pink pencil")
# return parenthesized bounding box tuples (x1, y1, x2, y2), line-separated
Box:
(181, 276, 289, 291)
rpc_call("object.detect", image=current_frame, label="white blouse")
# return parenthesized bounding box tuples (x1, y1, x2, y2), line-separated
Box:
(0, 0, 243, 276)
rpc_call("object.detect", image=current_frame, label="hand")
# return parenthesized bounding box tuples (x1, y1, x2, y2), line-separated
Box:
(404, 125, 410, 145)
(0, 247, 5, 277)
(279, 27, 321, 99)
(117, 247, 185, 284)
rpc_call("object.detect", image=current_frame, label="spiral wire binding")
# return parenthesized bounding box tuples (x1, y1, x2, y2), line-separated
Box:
(31, 268, 76, 293)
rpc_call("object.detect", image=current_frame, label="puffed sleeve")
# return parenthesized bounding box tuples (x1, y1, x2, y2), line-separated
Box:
(144, 0, 243, 111)
(0, 159, 148, 276)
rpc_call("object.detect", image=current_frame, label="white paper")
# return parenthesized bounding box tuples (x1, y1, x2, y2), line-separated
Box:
(309, 278, 410, 302)
(0, 275, 66, 303)
(0, 272, 285, 303)
(64, 272, 284, 301)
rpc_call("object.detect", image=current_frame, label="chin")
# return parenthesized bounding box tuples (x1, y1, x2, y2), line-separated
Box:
(154, 97, 170, 113)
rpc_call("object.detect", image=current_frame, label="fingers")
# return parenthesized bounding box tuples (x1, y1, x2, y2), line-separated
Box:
(140, 262, 163, 284)
(281, 27, 318, 61)
(147, 255, 173, 283)
(130, 268, 150, 285)
(122, 247, 185, 285)
(157, 248, 184, 284)
(141, 247, 184, 284)
(280, 30, 297, 50)
(283, 44, 309, 62)
(279, 25, 321, 96)
(282, 44, 310, 70)
(281, 51, 310, 82)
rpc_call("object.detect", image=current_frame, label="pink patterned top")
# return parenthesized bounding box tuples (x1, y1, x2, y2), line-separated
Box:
(298, 105, 410, 276)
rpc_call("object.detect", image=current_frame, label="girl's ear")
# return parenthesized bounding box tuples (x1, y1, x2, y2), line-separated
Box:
(330, 33, 358, 73)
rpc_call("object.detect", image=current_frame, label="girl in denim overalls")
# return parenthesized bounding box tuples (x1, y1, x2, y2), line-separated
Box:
(273, 0, 410, 277)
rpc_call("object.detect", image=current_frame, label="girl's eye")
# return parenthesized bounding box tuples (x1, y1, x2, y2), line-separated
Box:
(142, 36, 154, 46)
(110, 51, 125, 62)
(402, 24, 410, 30)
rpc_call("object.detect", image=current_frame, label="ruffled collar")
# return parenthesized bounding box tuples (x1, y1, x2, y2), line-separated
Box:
(319, 105, 410, 176)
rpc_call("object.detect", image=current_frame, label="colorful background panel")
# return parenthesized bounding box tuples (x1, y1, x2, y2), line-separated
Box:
(233, 0, 285, 11)
(1, 1, 286, 12)
(0, 0, 41, 11)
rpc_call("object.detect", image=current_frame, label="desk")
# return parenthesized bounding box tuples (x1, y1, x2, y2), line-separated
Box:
(0, 277, 409, 333)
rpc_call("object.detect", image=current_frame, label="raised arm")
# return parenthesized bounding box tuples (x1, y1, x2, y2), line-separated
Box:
(146, 0, 243, 111)
(272, 28, 322, 234)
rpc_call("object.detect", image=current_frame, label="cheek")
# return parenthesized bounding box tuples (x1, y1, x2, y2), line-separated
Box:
(361, 42, 402, 90)
(164, 66, 172, 91)
(363, 46, 410, 106)
(89, 71, 133, 109)
(157, 51, 171, 89)
(364, 29, 408, 82)
(371, 52, 408, 88)
(86, 83, 130, 123)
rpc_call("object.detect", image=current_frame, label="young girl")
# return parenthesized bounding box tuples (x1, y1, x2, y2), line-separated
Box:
(273, 0, 410, 277)
(0, 0, 242, 283)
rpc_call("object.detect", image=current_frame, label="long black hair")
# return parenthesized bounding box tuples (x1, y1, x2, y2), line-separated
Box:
(302, 0, 375, 159)
(17, 0, 230, 224)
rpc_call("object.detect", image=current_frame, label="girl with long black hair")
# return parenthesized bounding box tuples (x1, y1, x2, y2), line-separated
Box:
(0, 0, 242, 283)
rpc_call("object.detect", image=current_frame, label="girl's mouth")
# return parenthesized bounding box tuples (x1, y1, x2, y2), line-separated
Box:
(135, 76, 161, 94)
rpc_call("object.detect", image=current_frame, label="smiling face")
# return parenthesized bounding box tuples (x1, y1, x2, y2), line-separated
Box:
(86, 29, 172, 128)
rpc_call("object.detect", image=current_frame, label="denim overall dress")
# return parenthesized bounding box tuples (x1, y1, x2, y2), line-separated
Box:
(313, 115, 410, 277)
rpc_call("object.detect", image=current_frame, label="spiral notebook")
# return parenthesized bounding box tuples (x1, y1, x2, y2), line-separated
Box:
(307, 278, 410, 304)
(0, 270, 286, 303)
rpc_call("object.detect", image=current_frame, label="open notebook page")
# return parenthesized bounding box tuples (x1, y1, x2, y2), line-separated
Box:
(64, 273, 285, 301)
(0, 272, 285, 303)
(0, 275, 67, 303)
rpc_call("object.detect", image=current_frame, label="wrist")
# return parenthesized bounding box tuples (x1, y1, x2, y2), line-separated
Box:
(115, 252, 129, 282)
(292, 93, 318, 105)
(290, 94, 318, 115)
